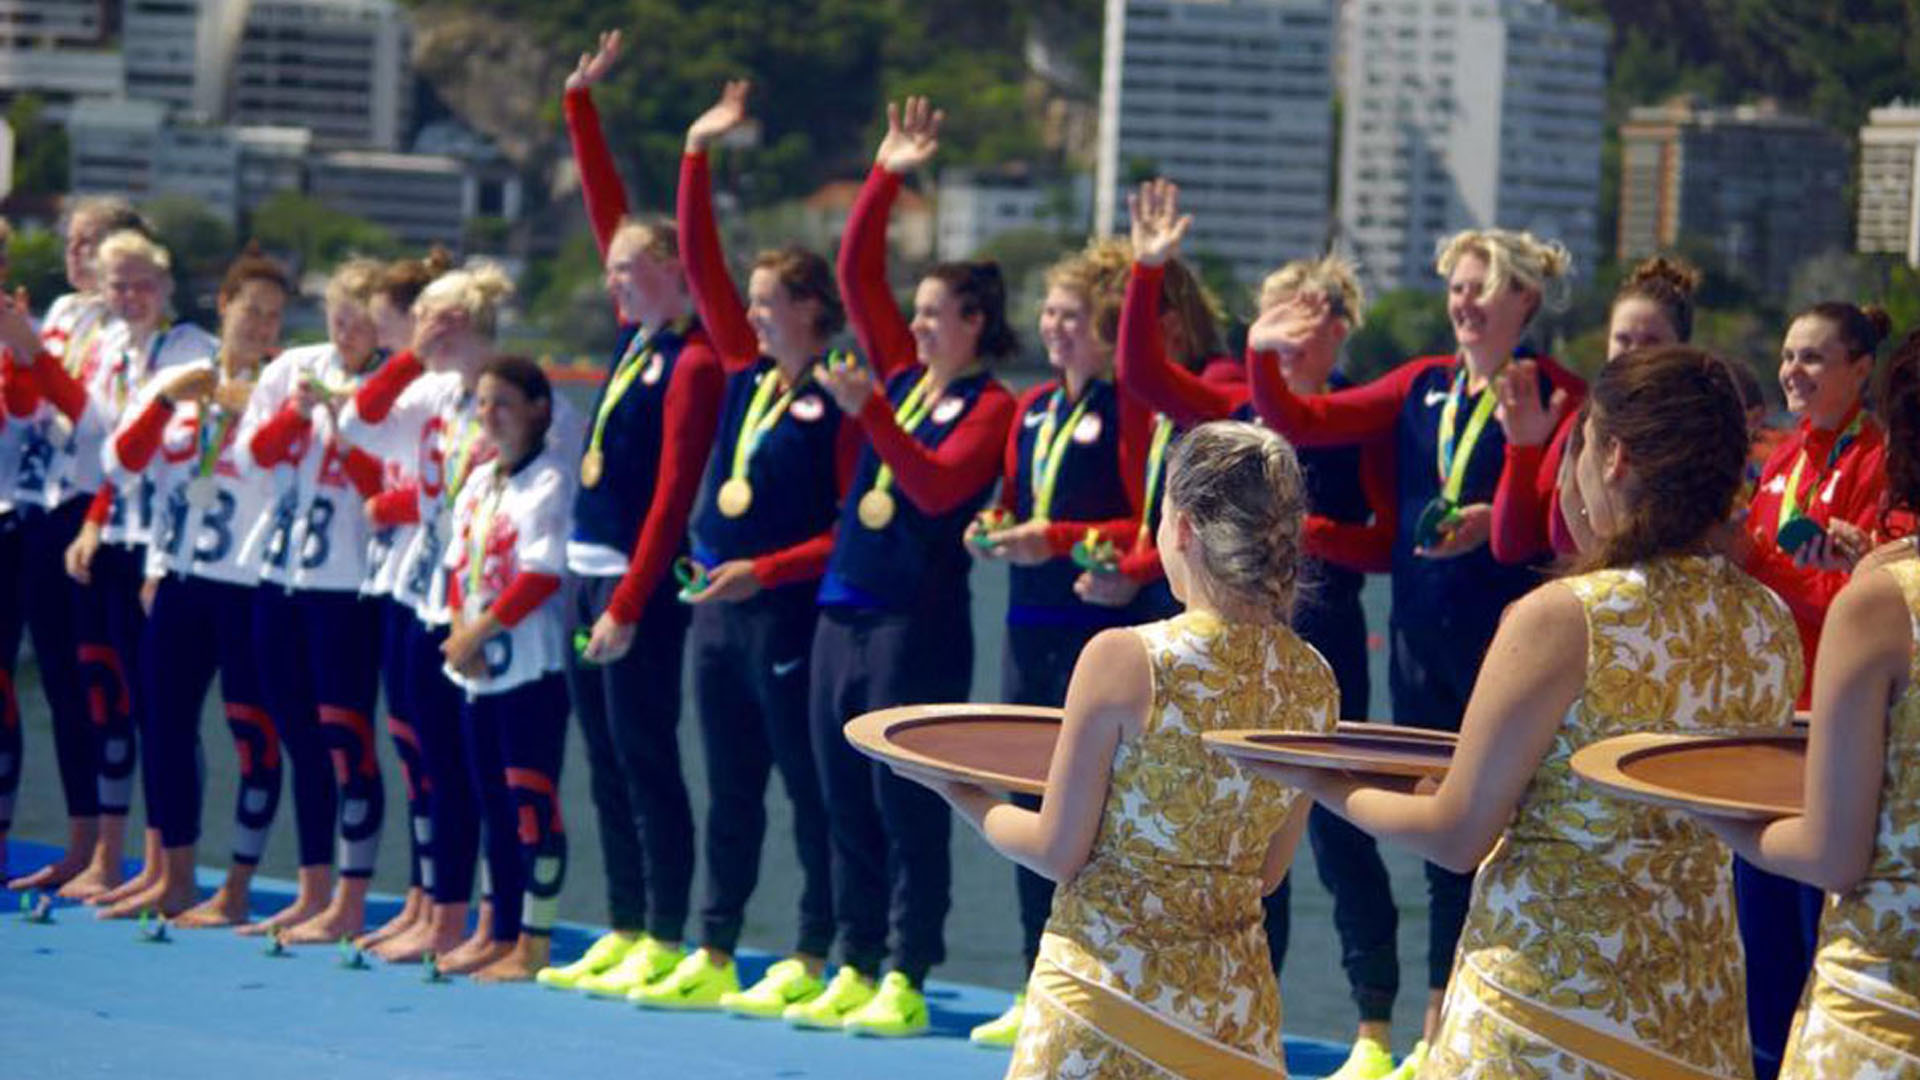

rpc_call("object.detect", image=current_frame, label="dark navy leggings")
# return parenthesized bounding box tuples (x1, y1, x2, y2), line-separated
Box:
(462, 672, 568, 941)
(406, 617, 479, 907)
(78, 542, 143, 818)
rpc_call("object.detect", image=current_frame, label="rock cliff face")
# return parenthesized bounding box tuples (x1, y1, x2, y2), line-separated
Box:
(409, 7, 570, 174)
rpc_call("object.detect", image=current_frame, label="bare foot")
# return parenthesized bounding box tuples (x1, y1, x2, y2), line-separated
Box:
(282, 903, 365, 945)
(376, 915, 466, 964)
(440, 939, 513, 976)
(97, 877, 197, 920)
(437, 924, 497, 971)
(11, 850, 90, 893)
(356, 889, 425, 949)
(56, 861, 125, 901)
(174, 883, 252, 929)
(236, 866, 331, 937)
(472, 936, 551, 983)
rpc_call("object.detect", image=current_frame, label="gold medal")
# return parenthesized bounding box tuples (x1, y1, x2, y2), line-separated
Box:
(857, 489, 896, 530)
(580, 448, 604, 489)
(717, 477, 753, 518)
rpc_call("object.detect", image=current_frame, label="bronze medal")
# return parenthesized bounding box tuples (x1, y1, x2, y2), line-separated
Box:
(718, 477, 753, 518)
(857, 489, 896, 530)
(580, 448, 604, 489)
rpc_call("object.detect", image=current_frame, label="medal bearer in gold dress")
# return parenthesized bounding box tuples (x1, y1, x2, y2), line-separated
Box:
(1253, 347, 1803, 1079)
(901, 420, 1339, 1078)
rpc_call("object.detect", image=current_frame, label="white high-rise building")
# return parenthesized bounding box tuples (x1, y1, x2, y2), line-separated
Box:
(0, 0, 125, 120)
(123, 0, 247, 117)
(1094, 0, 1336, 289)
(1339, 0, 1607, 293)
(1858, 102, 1920, 269)
(230, 0, 412, 150)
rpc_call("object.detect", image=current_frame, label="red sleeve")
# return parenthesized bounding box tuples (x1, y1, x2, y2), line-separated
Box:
(1305, 437, 1396, 573)
(488, 571, 562, 629)
(113, 398, 175, 472)
(1118, 542, 1164, 584)
(249, 402, 312, 467)
(678, 152, 759, 372)
(368, 485, 421, 527)
(1114, 264, 1239, 426)
(752, 416, 865, 586)
(342, 446, 385, 499)
(29, 350, 87, 423)
(3, 360, 41, 417)
(1249, 346, 1438, 449)
(836, 167, 917, 381)
(1490, 440, 1551, 564)
(85, 485, 113, 527)
(605, 341, 727, 625)
(564, 87, 630, 258)
(1743, 439, 1889, 629)
(351, 349, 422, 425)
(857, 382, 1016, 517)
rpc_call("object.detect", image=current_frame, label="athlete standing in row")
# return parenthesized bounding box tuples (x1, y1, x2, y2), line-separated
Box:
(538, 30, 726, 998)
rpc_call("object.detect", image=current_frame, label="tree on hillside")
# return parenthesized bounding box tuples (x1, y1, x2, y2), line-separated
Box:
(250, 191, 399, 272)
(142, 195, 236, 324)
(6, 95, 69, 198)
(7, 227, 65, 309)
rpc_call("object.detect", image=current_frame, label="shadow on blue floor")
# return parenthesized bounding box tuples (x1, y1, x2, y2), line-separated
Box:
(1, 841, 1345, 1078)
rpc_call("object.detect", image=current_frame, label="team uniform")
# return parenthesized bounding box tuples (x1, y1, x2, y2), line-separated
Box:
(239, 343, 390, 881)
(0, 348, 48, 836)
(565, 82, 725, 951)
(1115, 261, 1406, 1015)
(811, 165, 1016, 993)
(675, 149, 851, 968)
(4, 295, 116, 832)
(46, 317, 217, 828)
(362, 452, 431, 897)
(441, 447, 572, 943)
(1735, 402, 1889, 1080)
(1247, 339, 1585, 1005)
(103, 358, 280, 865)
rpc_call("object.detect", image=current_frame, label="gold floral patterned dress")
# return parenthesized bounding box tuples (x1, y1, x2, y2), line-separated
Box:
(1424, 554, 1802, 1080)
(1779, 558, 1920, 1079)
(1006, 610, 1338, 1080)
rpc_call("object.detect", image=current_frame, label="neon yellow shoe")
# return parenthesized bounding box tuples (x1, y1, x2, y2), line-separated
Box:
(630, 949, 738, 1010)
(577, 935, 681, 998)
(1328, 1036, 1397, 1080)
(783, 967, 876, 1029)
(534, 930, 636, 990)
(1383, 1039, 1428, 1080)
(841, 971, 929, 1038)
(722, 958, 827, 1019)
(967, 993, 1025, 1047)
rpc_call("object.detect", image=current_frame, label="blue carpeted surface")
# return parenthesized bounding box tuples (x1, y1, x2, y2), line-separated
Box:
(1, 840, 1347, 1078)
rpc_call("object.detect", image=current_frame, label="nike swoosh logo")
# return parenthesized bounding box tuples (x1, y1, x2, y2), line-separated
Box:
(1022, 411, 1047, 428)
(1423, 389, 1449, 407)
(772, 658, 804, 677)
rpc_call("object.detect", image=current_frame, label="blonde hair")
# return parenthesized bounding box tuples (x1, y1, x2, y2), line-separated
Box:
(1259, 255, 1366, 328)
(418, 261, 515, 339)
(1043, 237, 1135, 346)
(325, 257, 384, 310)
(96, 229, 172, 275)
(0, 217, 11, 249)
(1165, 420, 1307, 623)
(611, 215, 679, 261)
(1434, 228, 1571, 321)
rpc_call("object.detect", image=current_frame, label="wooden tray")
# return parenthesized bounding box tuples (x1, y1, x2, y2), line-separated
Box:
(1335, 722, 1459, 745)
(1569, 731, 1806, 821)
(1203, 728, 1455, 780)
(844, 705, 1062, 796)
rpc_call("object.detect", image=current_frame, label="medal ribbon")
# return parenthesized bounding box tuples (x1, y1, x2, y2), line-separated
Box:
(464, 471, 508, 610)
(62, 307, 109, 379)
(442, 409, 484, 509)
(863, 371, 940, 506)
(1434, 364, 1501, 506)
(585, 319, 685, 465)
(1780, 410, 1864, 525)
(727, 363, 808, 486)
(193, 403, 233, 479)
(1135, 414, 1175, 549)
(114, 323, 174, 412)
(1028, 385, 1096, 524)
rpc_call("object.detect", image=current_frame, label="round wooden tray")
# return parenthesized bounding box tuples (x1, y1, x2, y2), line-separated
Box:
(1569, 731, 1806, 821)
(843, 705, 1063, 796)
(1203, 728, 1455, 780)
(843, 709, 1462, 795)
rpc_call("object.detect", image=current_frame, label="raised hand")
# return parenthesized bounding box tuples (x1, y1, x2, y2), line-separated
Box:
(565, 29, 622, 92)
(686, 79, 752, 153)
(874, 96, 943, 175)
(1248, 294, 1328, 357)
(0, 287, 40, 362)
(1495, 359, 1569, 448)
(1128, 179, 1193, 268)
(815, 357, 877, 415)
(158, 363, 218, 406)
